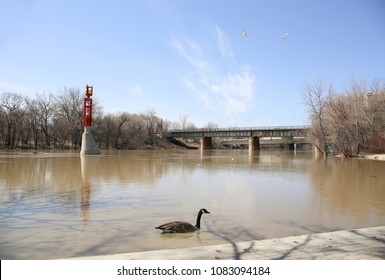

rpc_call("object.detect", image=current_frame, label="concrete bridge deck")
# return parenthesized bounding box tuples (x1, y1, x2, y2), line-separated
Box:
(167, 126, 310, 150)
(71, 226, 385, 260)
(221, 137, 309, 147)
(168, 126, 309, 138)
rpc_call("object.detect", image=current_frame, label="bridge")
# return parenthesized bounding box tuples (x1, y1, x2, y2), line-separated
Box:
(167, 126, 310, 150)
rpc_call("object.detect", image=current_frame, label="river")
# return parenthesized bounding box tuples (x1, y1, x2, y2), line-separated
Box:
(0, 150, 384, 259)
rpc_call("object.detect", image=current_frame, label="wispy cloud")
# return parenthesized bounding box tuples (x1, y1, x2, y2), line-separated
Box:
(214, 24, 234, 60)
(210, 67, 255, 114)
(169, 25, 255, 115)
(169, 35, 209, 72)
(0, 82, 39, 95)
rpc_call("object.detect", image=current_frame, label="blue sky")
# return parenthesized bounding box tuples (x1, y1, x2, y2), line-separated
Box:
(1, 0, 384, 127)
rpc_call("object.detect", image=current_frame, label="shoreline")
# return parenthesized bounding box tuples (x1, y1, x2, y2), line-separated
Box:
(2, 147, 385, 161)
(68, 226, 385, 260)
(360, 154, 385, 161)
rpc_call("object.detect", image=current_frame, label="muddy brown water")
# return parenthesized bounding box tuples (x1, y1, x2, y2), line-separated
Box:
(1, 150, 384, 259)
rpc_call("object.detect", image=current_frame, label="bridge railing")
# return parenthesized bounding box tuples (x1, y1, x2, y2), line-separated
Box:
(168, 125, 310, 133)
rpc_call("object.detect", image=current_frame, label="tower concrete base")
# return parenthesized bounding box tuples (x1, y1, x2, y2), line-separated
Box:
(80, 126, 101, 155)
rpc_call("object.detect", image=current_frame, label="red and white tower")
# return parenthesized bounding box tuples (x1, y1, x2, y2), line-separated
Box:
(80, 85, 101, 155)
(83, 85, 93, 127)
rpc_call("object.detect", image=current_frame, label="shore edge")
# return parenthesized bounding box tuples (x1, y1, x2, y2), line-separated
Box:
(68, 226, 385, 260)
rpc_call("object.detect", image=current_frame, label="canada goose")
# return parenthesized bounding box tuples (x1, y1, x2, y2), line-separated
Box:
(155, 208, 210, 233)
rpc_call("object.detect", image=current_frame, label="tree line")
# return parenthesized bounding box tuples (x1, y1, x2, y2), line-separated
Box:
(2, 77, 385, 154)
(303, 78, 385, 156)
(0, 87, 196, 150)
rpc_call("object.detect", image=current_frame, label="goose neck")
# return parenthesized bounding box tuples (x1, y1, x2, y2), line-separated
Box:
(195, 210, 203, 229)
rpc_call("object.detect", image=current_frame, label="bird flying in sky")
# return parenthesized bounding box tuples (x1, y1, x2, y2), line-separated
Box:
(242, 31, 248, 37)
(283, 33, 290, 39)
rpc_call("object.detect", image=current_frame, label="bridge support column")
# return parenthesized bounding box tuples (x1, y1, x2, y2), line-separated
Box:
(248, 136, 260, 151)
(282, 136, 295, 150)
(200, 137, 213, 150)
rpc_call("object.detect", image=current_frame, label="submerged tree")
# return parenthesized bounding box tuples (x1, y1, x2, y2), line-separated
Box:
(0, 92, 27, 148)
(304, 78, 385, 156)
(25, 92, 56, 148)
(54, 87, 83, 148)
(302, 79, 332, 156)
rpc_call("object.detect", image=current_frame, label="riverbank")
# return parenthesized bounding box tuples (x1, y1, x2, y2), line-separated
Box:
(361, 154, 385, 161)
(69, 226, 385, 260)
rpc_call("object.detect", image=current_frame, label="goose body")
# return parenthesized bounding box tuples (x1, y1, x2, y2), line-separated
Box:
(155, 208, 210, 233)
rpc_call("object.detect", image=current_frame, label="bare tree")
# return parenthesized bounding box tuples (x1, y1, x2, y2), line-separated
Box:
(51, 116, 70, 147)
(142, 110, 157, 145)
(302, 80, 332, 155)
(179, 114, 190, 131)
(306, 77, 385, 156)
(0, 87, 201, 150)
(345, 78, 367, 154)
(328, 93, 357, 156)
(54, 87, 83, 149)
(0, 92, 27, 148)
(25, 92, 55, 147)
(94, 113, 116, 149)
(115, 112, 130, 148)
(204, 121, 219, 129)
(24, 97, 40, 148)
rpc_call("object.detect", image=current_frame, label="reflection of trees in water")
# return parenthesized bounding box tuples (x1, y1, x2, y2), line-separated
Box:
(0, 155, 81, 189)
(0, 155, 82, 209)
(1, 151, 313, 194)
(3, 152, 384, 222)
(310, 157, 385, 217)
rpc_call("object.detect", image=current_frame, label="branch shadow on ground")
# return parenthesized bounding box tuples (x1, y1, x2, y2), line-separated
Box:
(205, 220, 385, 260)
(273, 224, 385, 260)
(205, 219, 264, 260)
(349, 228, 385, 259)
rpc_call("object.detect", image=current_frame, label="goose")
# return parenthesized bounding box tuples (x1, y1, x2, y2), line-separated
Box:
(155, 208, 210, 233)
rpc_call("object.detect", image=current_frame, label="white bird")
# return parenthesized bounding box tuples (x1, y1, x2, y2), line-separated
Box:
(242, 31, 248, 37)
(283, 33, 290, 39)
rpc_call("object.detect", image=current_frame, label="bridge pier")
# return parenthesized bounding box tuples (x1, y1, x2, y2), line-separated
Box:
(248, 136, 260, 151)
(200, 137, 213, 150)
(282, 136, 295, 150)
